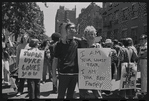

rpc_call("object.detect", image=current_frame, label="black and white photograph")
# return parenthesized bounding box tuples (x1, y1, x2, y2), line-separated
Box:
(2, 2, 147, 100)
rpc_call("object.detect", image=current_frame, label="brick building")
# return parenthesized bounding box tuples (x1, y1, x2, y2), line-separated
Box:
(76, 2, 103, 38)
(55, 6, 76, 33)
(102, 2, 147, 44)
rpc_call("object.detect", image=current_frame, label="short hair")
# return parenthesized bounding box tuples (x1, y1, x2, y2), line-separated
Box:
(84, 26, 96, 36)
(29, 39, 39, 48)
(51, 32, 61, 42)
(113, 39, 119, 45)
(65, 22, 75, 31)
(20, 35, 29, 43)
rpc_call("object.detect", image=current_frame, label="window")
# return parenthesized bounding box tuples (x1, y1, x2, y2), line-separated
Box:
(144, 3, 147, 15)
(114, 29, 119, 39)
(114, 10, 119, 24)
(144, 25, 147, 34)
(131, 27, 138, 43)
(110, 31, 114, 40)
(114, 2, 119, 6)
(108, 13, 113, 21)
(121, 29, 128, 38)
(131, 4, 138, 18)
(109, 3, 113, 7)
(104, 4, 107, 9)
(122, 7, 128, 21)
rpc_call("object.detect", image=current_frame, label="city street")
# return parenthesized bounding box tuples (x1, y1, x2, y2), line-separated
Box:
(2, 72, 141, 99)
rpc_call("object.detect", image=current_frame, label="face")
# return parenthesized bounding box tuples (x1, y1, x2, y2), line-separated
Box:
(140, 38, 147, 45)
(84, 31, 96, 41)
(66, 24, 76, 39)
(23, 34, 29, 43)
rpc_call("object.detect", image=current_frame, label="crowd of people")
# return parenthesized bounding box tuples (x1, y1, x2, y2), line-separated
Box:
(2, 21, 147, 99)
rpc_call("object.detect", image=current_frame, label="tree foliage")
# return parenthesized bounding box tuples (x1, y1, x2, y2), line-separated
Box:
(2, 2, 45, 40)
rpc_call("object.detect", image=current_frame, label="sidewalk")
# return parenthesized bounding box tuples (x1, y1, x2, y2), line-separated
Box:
(2, 72, 141, 99)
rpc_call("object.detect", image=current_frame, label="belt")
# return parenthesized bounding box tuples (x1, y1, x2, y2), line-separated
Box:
(59, 73, 78, 75)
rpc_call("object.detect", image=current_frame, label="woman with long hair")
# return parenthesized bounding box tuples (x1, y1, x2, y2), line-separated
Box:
(2, 32, 11, 86)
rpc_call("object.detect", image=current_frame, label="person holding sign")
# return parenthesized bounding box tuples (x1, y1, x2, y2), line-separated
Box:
(78, 26, 102, 99)
(16, 34, 30, 96)
(27, 39, 41, 99)
(119, 38, 138, 99)
(52, 22, 80, 99)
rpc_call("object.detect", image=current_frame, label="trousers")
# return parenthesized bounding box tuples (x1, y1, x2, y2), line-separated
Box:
(58, 74, 77, 99)
(28, 79, 40, 99)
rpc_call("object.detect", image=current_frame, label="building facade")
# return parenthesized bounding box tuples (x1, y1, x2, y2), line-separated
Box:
(76, 2, 103, 38)
(102, 2, 147, 44)
(55, 6, 76, 33)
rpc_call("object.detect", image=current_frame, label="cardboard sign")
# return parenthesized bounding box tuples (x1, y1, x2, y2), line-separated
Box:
(119, 63, 137, 90)
(18, 49, 44, 79)
(78, 48, 111, 90)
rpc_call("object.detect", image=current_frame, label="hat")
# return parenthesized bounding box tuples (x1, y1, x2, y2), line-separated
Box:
(29, 39, 39, 47)
(105, 39, 112, 44)
(140, 34, 147, 39)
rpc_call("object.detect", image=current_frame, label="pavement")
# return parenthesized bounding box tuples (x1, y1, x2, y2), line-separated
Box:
(2, 72, 141, 99)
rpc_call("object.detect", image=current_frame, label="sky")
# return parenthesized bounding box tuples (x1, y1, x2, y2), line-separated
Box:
(37, 2, 102, 37)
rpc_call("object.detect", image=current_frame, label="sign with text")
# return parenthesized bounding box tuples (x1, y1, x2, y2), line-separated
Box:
(78, 48, 111, 90)
(120, 63, 137, 90)
(18, 49, 44, 79)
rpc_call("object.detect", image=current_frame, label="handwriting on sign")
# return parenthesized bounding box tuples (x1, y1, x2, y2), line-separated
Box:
(78, 48, 112, 90)
(19, 49, 44, 79)
(24, 58, 41, 64)
(80, 50, 102, 58)
(85, 81, 103, 88)
(24, 51, 43, 58)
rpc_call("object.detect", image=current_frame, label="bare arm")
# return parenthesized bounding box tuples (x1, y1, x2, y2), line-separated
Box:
(52, 57, 59, 77)
(52, 57, 59, 86)
(8, 36, 13, 47)
(16, 46, 20, 67)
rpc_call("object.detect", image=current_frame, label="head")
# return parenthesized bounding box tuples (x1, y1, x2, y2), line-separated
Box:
(123, 38, 130, 47)
(65, 22, 76, 39)
(104, 39, 113, 48)
(113, 39, 119, 46)
(40, 40, 49, 48)
(118, 42, 123, 47)
(127, 37, 134, 46)
(84, 26, 97, 41)
(29, 39, 39, 48)
(20, 34, 29, 44)
(139, 34, 147, 45)
(51, 32, 61, 42)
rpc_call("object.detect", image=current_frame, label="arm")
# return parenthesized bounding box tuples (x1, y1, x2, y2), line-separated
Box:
(52, 57, 59, 86)
(8, 36, 13, 47)
(16, 45, 20, 67)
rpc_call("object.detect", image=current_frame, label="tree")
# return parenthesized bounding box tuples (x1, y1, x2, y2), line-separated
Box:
(2, 2, 45, 41)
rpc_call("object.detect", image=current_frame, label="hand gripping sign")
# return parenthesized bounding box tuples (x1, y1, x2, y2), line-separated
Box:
(18, 49, 44, 79)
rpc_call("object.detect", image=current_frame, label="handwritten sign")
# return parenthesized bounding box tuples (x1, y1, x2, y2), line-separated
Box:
(18, 49, 44, 79)
(119, 63, 137, 90)
(78, 48, 111, 90)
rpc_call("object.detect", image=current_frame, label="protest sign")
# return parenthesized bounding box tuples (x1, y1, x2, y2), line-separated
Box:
(78, 48, 111, 90)
(119, 63, 137, 90)
(18, 49, 44, 79)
